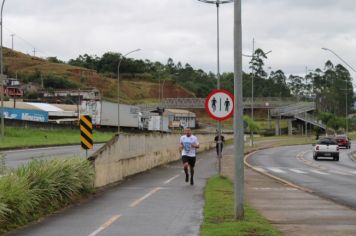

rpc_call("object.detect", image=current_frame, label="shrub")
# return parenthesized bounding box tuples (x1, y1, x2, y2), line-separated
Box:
(0, 158, 95, 233)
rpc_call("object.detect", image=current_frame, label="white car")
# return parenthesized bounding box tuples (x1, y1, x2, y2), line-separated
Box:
(313, 137, 339, 161)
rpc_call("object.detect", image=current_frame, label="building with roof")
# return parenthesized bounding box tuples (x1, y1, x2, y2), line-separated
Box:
(163, 109, 196, 128)
(1, 101, 78, 123)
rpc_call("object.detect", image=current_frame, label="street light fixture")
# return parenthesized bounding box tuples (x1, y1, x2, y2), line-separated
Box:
(197, 0, 233, 176)
(0, 0, 5, 140)
(321, 47, 355, 134)
(117, 48, 141, 136)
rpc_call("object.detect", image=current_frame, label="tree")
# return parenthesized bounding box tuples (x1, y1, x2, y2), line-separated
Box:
(288, 75, 306, 100)
(311, 61, 354, 116)
(244, 115, 260, 145)
(47, 57, 64, 64)
(249, 48, 268, 79)
(269, 70, 291, 97)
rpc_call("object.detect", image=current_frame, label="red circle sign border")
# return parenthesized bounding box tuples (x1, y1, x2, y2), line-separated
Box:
(205, 89, 234, 121)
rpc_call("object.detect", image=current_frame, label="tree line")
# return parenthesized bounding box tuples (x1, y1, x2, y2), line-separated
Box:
(64, 50, 354, 116)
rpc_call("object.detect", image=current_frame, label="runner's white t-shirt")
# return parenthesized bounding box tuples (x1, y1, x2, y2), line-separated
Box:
(180, 135, 199, 157)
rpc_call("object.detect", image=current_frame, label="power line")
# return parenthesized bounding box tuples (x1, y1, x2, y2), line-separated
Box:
(3, 26, 50, 57)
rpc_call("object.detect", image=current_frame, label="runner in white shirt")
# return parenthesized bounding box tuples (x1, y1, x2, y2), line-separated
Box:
(179, 127, 199, 185)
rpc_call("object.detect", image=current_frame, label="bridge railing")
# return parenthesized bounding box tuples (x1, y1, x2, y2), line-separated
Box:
(295, 112, 326, 129)
(157, 97, 298, 109)
(271, 102, 316, 117)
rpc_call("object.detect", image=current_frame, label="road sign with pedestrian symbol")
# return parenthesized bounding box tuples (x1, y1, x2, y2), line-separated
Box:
(80, 115, 93, 150)
(205, 90, 234, 121)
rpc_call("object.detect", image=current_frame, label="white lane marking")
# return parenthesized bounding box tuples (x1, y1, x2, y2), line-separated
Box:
(164, 174, 180, 184)
(254, 167, 267, 172)
(267, 167, 286, 174)
(289, 169, 307, 174)
(252, 187, 297, 191)
(349, 171, 356, 174)
(310, 169, 328, 175)
(329, 170, 352, 176)
(88, 215, 121, 236)
(130, 187, 162, 208)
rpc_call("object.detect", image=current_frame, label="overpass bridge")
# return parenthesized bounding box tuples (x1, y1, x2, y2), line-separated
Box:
(270, 102, 326, 135)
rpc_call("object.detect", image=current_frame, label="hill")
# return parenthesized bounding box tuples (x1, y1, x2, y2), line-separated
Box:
(2, 48, 195, 104)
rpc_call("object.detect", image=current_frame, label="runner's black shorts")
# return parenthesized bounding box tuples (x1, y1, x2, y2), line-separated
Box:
(182, 155, 196, 168)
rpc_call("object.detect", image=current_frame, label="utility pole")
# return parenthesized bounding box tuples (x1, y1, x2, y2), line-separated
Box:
(33, 48, 36, 57)
(234, 0, 244, 220)
(10, 33, 14, 50)
(250, 38, 255, 146)
(0, 0, 6, 140)
(117, 49, 141, 136)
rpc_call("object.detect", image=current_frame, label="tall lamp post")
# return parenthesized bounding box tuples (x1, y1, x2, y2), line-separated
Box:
(322, 47, 356, 134)
(234, 0, 244, 220)
(0, 0, 5, 140)
(117, 49, 141, 136)
(197, 0, 233, 176)
(243, 48, 272, 145)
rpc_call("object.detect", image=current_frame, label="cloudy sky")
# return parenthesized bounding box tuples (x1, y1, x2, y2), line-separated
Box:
(3, 0, 356, 78)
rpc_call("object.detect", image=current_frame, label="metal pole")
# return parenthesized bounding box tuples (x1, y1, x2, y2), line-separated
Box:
(10, 33, 14, 50)
(158, 72, 161, 103)
(322, 48, 356, 73)
(0, 0, 5, 140)
(234, 0, 244, 220)
(196, 0, 233, 176)
(251, 38, 254, 120)
(117, 49, 141, 136)
(346, 80, 348, 134)
(117, 60, 121, 136)
(216, 2, 222, 176)
(250, 38, 255, 146)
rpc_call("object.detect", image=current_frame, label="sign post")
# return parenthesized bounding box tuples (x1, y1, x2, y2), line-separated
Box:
(80, 115, 93, 158)
(205, 89, 234, 175)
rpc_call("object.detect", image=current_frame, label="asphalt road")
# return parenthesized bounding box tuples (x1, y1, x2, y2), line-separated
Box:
(8, 148, 218, 236)
(247, 141, 356, 209)
(3, 144, 104, 169)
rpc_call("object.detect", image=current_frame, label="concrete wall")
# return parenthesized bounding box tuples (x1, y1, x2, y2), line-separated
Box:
(90, 133, 231, 188)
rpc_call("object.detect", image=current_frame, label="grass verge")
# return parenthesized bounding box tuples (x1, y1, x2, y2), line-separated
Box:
(200, 176, 281, 236)
(0, 127, 114, 149)
(0, 158, 95, 234)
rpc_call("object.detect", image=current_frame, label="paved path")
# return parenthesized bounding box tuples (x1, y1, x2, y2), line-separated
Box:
(8, 149, 218, 236)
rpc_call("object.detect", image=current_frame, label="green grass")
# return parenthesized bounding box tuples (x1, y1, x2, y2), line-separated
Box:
(0, 127, 114, 149)
(201, 176, 281, 236)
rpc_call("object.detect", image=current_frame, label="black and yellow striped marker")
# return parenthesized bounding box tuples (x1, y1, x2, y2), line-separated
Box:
(80, 115, 93, 150)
